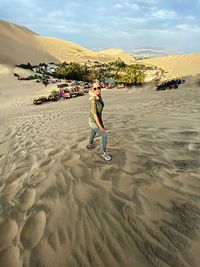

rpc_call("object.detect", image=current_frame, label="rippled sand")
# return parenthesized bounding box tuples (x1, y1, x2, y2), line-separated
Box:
(0, 74, 200, 267)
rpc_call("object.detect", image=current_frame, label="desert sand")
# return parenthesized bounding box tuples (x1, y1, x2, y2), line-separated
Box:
(100, 48, 135, 64)
(0, 64, 200, 267)
(1, 18, 200, 267)
(143, 54, 200, 78)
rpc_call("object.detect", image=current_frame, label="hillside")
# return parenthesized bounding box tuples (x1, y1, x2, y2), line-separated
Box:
(1, 19, 200, 78)
(0, 19, 57, 65)
(100, 48, 135, 64)
(0, 20, 134, 65)
(143, 53, 200, 77)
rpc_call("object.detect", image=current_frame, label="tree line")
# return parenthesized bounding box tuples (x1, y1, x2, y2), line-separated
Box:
(16, 58, 159, 85)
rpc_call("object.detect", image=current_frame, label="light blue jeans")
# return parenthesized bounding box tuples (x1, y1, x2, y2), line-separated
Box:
(89, 121, 107, 152)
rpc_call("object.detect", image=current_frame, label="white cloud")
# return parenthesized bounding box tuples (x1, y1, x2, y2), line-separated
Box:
(53, 25, 80, 34)
(186, 15, 195, 20)
(45, 11, 68, 20)
(123, 17, 146, 23)
(77, 22, 110, 35)
(151, 8, 177, 19)
(5, 0, 34, 6)
(113, 3, 123, 8)
(120, 31, 135, 37)
(138, 0, 157, 3)
(113, 2, 140, 10)
(128, 0, 158, 5)
(124, 2, 140, 10)
(176, 24, 200, 32)
(97, 6, 106, 12)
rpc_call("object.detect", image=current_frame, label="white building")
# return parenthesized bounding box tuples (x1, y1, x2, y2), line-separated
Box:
(47, 64, 58, 73)
(144, 69, 161, 82)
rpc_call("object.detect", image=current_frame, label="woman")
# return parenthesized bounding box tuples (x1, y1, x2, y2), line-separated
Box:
(87, 82, 112, 161)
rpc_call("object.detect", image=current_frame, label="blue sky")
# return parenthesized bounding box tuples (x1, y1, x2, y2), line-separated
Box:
(0, 0, 200, 54)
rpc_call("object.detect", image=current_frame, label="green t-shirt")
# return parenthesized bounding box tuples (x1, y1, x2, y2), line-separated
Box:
(89, 97, 104, 127)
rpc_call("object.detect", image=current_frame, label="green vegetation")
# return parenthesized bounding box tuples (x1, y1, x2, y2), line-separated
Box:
(52, 59, 126, 83)
(118, 64, 145, 85)
(18, 58, 161, 86)
(33, 96, 48, 105)
(114, 57, 127, 68)
(28, 74, 43, 80)
(51, 89, 59, 96)
(53, 62, 88, 80)
(16, 62, 33, 70)
(33, 87, 86, 105)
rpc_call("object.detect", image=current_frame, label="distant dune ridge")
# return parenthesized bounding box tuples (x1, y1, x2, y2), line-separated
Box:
(0, 19, 57, 65)
(130, 48, 174, 59)
(143, 54, 200, 77)
(0, 19, 134, 65)
(99, 48, 135, 63)
(1, 19, 200, 78)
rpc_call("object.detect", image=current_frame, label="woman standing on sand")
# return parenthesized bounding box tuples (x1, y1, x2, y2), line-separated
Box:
(87, 82, 112, 161)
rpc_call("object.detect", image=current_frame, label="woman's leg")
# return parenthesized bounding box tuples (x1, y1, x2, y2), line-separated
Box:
(89, 122, 107, 152)
(88, 128, 97, 145)
(88, 122, 111, 160)
(101, 132, 107, 153)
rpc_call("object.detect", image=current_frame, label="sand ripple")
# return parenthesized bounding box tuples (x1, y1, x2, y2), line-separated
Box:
(0, 77, 200, 267)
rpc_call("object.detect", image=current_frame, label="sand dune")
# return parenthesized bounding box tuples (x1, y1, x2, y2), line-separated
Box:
(0, 20, 58, 65)
(1, 19, 200, 79)
(143, 54, 200, 78)
(99, 48, 135, 64)
(0, 20, 133, 65)
(34, 36, 113, 63)
(1, 18, 200, 267)
(0, 68, 200, 266)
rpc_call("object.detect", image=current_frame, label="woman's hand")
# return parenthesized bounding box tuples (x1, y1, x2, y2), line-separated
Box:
(100, 127, 106, 134)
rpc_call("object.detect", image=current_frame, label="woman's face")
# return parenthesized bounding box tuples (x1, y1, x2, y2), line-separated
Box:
(93, 85, 101, 95)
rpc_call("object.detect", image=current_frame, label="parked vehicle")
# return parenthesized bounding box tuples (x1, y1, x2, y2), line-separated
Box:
(84, 88, 89, 93)
(156, 78, 185, 91)
(59, 88, 71, 99)
(116, 83, 125, 89)
(18, 77, 29, 80)
(57, 83, 68, 88)
(43, 80, 49, 86)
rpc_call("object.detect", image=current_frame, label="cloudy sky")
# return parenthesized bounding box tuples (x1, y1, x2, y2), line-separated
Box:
(0, 0, 200, 54)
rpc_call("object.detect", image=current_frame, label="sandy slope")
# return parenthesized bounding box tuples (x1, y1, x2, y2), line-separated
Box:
(143, 54, 200, 78)
(0, 20, 58, 65)
(0, 20, 132, 65)
(1, 19, 200, 78)
(99, 48, 135, 64)
(34, 36, 113, 63)
(0, 68, 200, 267)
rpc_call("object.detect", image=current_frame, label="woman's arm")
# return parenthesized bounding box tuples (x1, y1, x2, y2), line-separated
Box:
(94, 114, 106, 133)
(91, 98, 106, 133)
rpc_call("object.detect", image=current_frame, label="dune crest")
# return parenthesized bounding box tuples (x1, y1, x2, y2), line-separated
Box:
(1, 19, 200, 78)
(143, 54, 200, 77)
(0, 19, 134, 65)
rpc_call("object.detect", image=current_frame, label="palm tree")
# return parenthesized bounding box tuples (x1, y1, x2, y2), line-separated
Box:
(118, 64, 145, 84)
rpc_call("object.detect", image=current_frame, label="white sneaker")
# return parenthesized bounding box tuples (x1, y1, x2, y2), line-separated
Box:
(102, 152, 112, 161)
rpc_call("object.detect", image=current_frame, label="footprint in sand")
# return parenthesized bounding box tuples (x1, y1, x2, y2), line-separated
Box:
(0, 245, 22, 267)
(19, 188, 36, 212)
(39, 159, 52, 168)
(48, 148, 62, 157)
(20, 210, 46, 250)
(0, 219, 18, 252)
